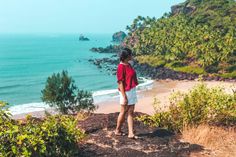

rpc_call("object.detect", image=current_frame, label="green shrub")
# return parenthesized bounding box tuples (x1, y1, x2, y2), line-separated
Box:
(226, 65, 236, 73)
(41, 70, 96, 114)
(0, 101, 11, 122)
(205, 65, 220, 73)
(0, 102, 85, 157)
(137, 83, 236, 132)
(218, 71, 236, 79)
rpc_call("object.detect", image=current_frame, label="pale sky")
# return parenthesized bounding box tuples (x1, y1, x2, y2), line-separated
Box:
(0, 0, 185, 34)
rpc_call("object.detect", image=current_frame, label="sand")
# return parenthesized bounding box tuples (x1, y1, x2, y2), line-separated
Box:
(12, 80, 236, 119)
(95, 80, 236, 115)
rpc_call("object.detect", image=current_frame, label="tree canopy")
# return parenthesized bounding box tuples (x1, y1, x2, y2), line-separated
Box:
(124, 0, 236, 78)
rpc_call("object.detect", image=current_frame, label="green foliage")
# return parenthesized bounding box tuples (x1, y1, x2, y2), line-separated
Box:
(125, 0, 236, 77)
(0, 101, 11, 122)
(226, 65, 236, 73)
(136, 55, 166, 67)
(41, 70, 96, 114)
(137, 83, 236, 132)
(218, 71, 236, 79)
(165, 62, 206, 75)
(0, 102, 85, 157)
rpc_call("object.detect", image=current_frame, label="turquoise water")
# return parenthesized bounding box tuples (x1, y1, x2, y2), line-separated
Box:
(0, 34, 118, 106)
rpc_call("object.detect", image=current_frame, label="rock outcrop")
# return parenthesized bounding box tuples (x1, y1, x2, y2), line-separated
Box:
(88, 57, 235, 81)
(88, 57, 119, 75)
(171, 2, 196, 15)
(77, 112, 204, 157)
(90, 45, 123, 54)
(112, 31, 127, 42)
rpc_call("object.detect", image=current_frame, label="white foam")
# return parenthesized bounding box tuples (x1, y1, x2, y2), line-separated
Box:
(92, 77, 154, 103)
(136, 77, 154, 91)
(9, 77, 154, 115)
(93, 89, 119, 97)
(9, 102, 51, 115)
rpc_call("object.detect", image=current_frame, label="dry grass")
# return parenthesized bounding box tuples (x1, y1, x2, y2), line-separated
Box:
(180, 125, 236, 157)
(75, 111, 93, 121)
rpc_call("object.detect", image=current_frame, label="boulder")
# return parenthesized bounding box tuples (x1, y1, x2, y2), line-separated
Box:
(112, 31, 127, 42)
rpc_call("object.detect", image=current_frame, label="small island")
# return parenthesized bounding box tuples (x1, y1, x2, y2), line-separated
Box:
(79, 34, 89, 41)
(112, 31, 127, 42)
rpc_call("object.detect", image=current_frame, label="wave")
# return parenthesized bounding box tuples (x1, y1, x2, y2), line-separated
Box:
(0, 84, 25, 90)
(136, 77, 154, 91)
(9, 77, 154, 115)
(92, 77, 154, 103)
(9, 102, 51, 115)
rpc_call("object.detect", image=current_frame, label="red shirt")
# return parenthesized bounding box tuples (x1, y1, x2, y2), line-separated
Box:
(116, 63, 138, 91)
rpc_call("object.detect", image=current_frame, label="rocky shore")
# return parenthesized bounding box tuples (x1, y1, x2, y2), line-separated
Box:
(90, 45, 123, 54)
(88, 57, 119, 75)
(88, 56, 235, 81)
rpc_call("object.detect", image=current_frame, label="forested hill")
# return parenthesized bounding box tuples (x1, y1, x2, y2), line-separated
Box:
(124, 0, 236, 79)
(172, 0, 236, 27)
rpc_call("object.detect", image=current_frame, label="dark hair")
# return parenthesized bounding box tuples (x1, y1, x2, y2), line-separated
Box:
(119, 48, 132, 62)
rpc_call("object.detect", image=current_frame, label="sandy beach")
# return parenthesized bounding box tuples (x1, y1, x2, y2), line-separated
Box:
(95, 80, 236, 115)
(12, 80, 235, 119)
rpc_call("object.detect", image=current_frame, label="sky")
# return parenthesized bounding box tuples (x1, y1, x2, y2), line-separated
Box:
(0, 0, 185, 34)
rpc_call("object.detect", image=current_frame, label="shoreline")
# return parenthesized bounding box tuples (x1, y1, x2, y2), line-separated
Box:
(10, 77, 153, 118)
(12, 80, 235, 119)
(95, 79, 235, 115)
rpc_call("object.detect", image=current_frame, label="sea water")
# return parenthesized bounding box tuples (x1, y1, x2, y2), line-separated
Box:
(0, 34, 153, 115)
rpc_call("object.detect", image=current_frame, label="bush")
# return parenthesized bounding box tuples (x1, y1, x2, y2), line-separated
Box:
(218, 71, 236, 79)
(0, 102, 85, 157)
(205, 65, 220, 73)
(137, 83, 236, 132)
(226, 65, 236, 73)
(0, 101, 11, 122)
(41, 70, 96, 114)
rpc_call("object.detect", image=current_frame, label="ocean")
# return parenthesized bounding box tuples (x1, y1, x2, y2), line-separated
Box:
(0, 34, 153, 115)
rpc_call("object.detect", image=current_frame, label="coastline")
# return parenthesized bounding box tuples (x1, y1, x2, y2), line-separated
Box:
(95, 79, 236, 114)
(12, 80, 236, 119)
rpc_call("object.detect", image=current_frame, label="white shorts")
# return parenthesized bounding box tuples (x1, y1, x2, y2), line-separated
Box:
(119, 87, 138, 105)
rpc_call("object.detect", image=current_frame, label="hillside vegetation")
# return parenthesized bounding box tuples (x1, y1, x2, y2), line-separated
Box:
(124, 0, 236, 78)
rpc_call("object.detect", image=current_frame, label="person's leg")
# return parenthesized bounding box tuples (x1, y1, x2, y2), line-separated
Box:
(127, 105, 135, 137)
(115, 105, 128, 134)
